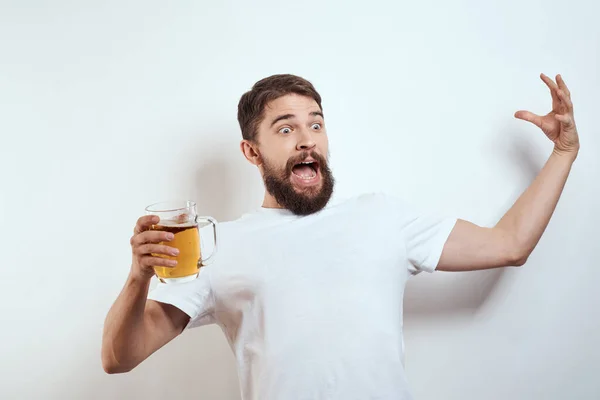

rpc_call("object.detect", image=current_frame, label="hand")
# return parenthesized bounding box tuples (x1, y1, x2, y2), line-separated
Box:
(130, 215, 179, 281)
(514, 73, 580, 159)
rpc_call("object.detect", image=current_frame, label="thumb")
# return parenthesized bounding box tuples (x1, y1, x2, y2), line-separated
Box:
(514, 110, 542, 128)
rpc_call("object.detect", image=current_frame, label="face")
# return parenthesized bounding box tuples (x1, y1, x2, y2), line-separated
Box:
(241, 93, 335, 215)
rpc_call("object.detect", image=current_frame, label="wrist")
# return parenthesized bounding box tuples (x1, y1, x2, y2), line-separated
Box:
(128, 268, 154, 287)
(552, 146, 579, 163)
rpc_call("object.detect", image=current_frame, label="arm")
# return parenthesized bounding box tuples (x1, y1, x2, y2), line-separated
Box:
(437, 73, 580, 272)
(101, 215, 190, 373)
(438, 150, 576, 271)
(101, 274, 189, 373)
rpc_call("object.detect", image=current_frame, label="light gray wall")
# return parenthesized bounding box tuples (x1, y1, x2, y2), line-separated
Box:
(1, 1, 598, 399)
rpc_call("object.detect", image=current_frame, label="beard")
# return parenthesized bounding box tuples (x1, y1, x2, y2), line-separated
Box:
(261, 150, 335, 216)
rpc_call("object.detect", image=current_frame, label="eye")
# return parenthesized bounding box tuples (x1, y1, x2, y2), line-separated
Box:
(311, 123, 322, 130)
(279, 127, 292, 135)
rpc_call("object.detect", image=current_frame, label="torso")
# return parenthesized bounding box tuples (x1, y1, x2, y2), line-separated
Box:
(208, 194, 415, 399)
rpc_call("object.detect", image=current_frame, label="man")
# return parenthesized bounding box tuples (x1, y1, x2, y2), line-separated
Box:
(102, 73, 580, 399)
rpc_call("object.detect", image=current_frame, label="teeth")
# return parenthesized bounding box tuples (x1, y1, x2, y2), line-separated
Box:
(292, 170, 317, 179)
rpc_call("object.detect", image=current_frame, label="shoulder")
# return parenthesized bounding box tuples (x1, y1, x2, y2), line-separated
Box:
(327, 192, 433, 229)
(329, 191, 410, 212)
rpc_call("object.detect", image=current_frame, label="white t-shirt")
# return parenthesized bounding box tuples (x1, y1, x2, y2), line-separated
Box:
(148, 192, 457, 400)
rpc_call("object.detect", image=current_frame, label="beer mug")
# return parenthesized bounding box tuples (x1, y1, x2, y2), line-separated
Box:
(145, 200, 218, 284)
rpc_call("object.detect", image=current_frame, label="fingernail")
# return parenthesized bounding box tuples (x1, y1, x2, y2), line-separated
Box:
(171, 248, 180, 255)
(166, 233, 175, 240)
(169, 260, 178, 266)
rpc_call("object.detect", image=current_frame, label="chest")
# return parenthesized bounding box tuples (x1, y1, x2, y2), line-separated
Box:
(211, 211, 408, 324)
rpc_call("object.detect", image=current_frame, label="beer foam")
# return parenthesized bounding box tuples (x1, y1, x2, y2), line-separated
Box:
(158, 215, 196, 228)
(156, 214, 211, 229)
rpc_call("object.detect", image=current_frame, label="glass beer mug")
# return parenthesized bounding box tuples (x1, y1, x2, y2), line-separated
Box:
(145, 200, 218, 284)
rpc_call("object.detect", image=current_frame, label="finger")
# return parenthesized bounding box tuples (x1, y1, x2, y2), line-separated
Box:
(134, 215, 159, 234)
(556, 89, 573, 112)
(556, 74, 571, 97)
(136, 243, 180, 257)
(540, 74, 559, 92)
(140, 256, 178, 269)
(540, 74, 560, 108)
(130, 230, 175, 247)
(555, 113, 574, 127)
(514, 110, 543, 128)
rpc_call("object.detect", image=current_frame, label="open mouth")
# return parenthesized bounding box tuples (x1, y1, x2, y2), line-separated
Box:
(291, 160, 319, 180)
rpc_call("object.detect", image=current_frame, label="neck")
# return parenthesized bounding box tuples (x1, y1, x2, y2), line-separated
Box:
(262, 192, 283, 209)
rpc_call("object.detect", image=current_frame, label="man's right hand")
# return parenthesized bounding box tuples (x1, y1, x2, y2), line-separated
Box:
(102, 215, 190, 374)
(130, 215, 180, 281)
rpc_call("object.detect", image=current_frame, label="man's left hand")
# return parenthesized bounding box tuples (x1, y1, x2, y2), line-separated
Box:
(514, 73, 580, 159)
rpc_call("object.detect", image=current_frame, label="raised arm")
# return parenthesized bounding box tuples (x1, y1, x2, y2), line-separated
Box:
(437, 73, 580, 272)
(101, 216, 190, 373)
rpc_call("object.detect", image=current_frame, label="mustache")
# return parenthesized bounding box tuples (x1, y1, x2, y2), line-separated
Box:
(285, 150, 327, 173)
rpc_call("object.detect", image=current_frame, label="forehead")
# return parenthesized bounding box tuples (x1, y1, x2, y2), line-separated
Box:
(263, 93, 321, 118)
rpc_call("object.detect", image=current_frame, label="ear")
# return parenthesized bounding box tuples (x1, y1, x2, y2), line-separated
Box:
(240, 140, 262, 166)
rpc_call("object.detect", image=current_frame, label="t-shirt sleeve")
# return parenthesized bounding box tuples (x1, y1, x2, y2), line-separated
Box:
(383, 193, 457, 274)
(147, 267, 216, 329)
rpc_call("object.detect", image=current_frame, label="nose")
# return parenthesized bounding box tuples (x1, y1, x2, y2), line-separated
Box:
(296, 128, 316, 151)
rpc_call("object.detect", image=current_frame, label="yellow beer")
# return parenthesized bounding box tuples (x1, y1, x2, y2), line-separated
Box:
(151, 222, 201, 281)
(145, 200, 218, 284)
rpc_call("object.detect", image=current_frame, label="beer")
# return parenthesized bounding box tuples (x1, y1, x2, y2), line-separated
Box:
(145, 200, 218, 284)
(151, 221, 201, 282)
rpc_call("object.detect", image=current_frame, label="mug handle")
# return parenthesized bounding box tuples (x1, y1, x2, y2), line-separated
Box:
(196, 216, 218, 266)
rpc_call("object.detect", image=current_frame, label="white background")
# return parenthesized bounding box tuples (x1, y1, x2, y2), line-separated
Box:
(1, 1, 599, 399)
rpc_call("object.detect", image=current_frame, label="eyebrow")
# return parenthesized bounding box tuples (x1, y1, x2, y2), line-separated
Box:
(270, 111, 324, 127)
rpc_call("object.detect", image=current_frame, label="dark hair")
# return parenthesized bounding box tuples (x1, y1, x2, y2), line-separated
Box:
(237, 74, 323, 142)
